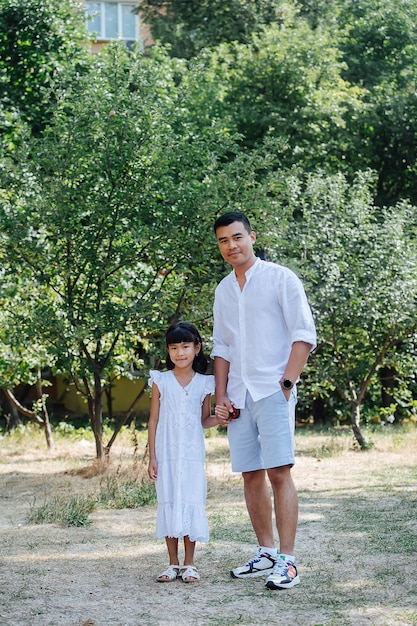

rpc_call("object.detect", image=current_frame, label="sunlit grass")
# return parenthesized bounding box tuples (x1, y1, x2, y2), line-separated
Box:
(27, 493, 96, 527)
(97, 474, 156, 508)
(27, 471, 156, 527)
(295, 422, 417, 458)
(2, 421, 417, 625)
(5, 420, 417, 534)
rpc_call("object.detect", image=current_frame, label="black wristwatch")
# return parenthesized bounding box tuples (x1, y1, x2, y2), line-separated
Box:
(280, 378, 294, 390)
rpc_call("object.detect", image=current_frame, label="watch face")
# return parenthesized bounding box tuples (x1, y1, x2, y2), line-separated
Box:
(282, 379, 293, 389)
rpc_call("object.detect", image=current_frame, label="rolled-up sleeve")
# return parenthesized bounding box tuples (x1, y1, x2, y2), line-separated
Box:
(280, 269, 317, 351)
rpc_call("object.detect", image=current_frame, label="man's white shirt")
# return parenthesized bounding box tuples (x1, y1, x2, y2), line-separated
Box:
(211, 258, 317, 408)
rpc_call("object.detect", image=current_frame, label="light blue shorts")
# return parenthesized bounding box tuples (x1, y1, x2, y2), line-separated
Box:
(227, 388, 297, 473)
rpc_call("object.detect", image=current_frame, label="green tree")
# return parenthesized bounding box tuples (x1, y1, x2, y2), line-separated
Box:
(140, 0, 281, 58)
(194, 20, 362, 174)
(296, 0, 343, 29)
(274, 170, 417, 446)
(336, 0, 417, 204)
(141, 0, 417, 204)
(0, 0, 90, 136)
(297, 0, 417, 204)
(0, 271, 55, 445)
(0, 44, 266, 457)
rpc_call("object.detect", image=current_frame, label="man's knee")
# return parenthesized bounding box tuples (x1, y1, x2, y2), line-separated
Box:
(267, 465, 292, 487)
(242, 469, 266, 488)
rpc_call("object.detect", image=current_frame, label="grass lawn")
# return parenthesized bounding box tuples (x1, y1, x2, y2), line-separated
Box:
(0, 423, 416, 625)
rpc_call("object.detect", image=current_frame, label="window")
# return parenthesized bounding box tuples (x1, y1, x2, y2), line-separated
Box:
(86, 2, 139, 41)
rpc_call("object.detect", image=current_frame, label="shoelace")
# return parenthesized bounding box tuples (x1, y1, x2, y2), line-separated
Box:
(273, 559, 292, 575)
(245, 550, 265, 566)
(246, 550, 275, 568)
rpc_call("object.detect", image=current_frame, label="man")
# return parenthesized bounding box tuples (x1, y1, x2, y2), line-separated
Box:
(211, 210, 316, 590)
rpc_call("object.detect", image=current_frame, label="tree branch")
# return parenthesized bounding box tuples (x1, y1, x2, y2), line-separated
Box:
(3, 388, 44, 424)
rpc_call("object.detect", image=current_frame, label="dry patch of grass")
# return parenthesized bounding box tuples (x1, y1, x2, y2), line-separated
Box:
(0, 424, 416, 626)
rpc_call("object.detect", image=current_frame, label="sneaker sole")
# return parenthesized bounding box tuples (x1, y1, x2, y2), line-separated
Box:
(231, 567, 274, 579)
(265, 575, 300, 590)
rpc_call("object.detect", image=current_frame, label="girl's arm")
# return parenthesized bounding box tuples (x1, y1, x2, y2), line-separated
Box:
(201, 394, 231, 429)
(147, 382, 160, 480)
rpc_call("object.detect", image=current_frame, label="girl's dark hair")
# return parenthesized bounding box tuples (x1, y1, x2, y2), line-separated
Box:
(165, 321, 208, 374)
(213, 210, 252, 234)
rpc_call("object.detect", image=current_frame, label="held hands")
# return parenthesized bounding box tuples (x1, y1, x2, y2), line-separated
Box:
(215, 403, 238, 425)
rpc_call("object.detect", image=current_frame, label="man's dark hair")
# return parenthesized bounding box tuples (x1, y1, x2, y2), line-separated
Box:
(213, 211, 252, 234)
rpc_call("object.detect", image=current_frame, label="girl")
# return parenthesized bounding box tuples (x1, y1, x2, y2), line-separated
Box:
(147, 321, 229, 583)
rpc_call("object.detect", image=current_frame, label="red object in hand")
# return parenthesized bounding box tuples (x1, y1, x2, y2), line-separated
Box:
(230, 407, 240, 419)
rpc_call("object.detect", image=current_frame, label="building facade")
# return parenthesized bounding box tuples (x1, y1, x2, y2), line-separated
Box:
(83, 1, 152, 52)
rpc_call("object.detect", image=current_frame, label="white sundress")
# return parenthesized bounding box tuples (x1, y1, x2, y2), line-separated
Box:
(148, 369, 215, 542)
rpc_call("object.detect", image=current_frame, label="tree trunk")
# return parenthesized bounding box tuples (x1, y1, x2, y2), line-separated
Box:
(92, 372, 104, 459)
(351, 401, 368, 449)
(82, 372, 105, 459)
(312, 397, 326, 425)
(36, 369, 54, 450)
(3, 388, 43, 423)
(380, 366, 397, 407)
(2, 392, 22, 430)
(6, 404, 22, 430)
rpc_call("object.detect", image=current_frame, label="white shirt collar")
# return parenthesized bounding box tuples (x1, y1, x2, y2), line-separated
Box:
(232, 257, 260, 283)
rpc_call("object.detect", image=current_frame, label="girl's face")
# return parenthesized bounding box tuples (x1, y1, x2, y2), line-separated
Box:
(167, 341, 200, 369)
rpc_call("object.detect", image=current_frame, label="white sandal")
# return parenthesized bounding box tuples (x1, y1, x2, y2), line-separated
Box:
(156, 565, 180, 582)
(181, 565, 200, 583)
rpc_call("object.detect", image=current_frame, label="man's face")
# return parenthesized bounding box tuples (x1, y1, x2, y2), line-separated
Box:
(215, 221, 256, 270)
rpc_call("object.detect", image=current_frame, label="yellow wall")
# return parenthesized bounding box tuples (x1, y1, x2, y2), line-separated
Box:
(55, 375, 150, 416)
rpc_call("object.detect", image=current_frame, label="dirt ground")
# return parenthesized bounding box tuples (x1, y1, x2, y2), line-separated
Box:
(0, 430, 416, 626)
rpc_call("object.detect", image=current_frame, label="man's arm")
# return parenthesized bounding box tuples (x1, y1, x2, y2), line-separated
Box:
(214, 355, 233, 410)
(281, 340, 313, 399)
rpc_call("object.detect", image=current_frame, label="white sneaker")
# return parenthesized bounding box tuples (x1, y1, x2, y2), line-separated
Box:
(265, 557, 300, 589)
(230, 547, 277, 579)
